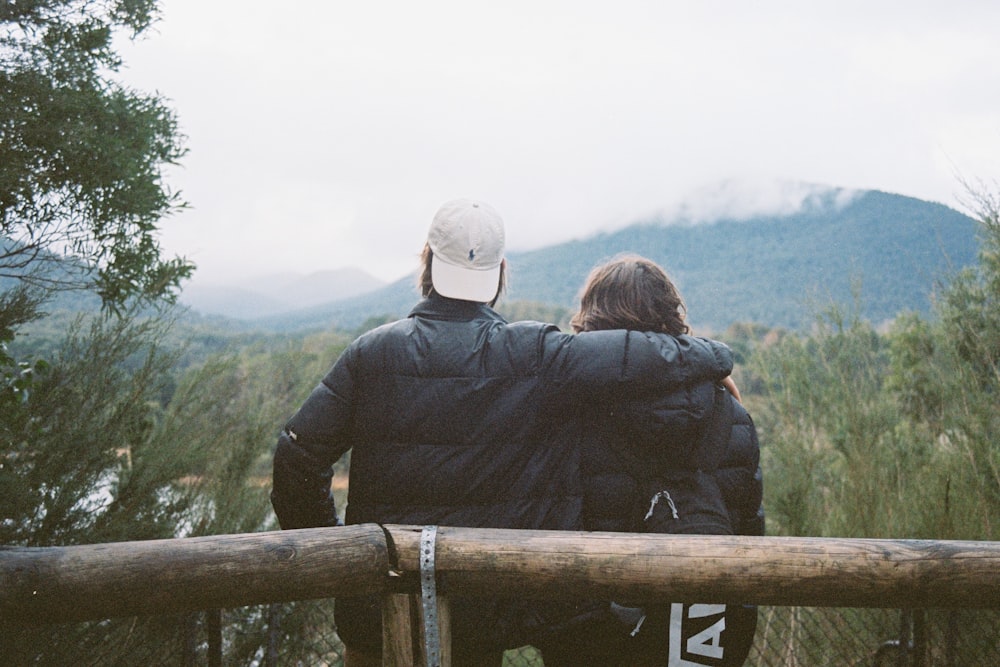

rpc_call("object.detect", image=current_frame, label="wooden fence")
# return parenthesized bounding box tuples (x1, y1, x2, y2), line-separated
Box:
(2, 525, 999, 665)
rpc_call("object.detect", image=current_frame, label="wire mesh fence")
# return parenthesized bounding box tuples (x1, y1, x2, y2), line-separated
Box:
(5, 603, 999, 665)
(744, 607, 1000, 667)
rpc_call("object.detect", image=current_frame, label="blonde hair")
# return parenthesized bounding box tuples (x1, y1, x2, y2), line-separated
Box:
(570, 254, 689, 335)
(417, 243, 506, 307)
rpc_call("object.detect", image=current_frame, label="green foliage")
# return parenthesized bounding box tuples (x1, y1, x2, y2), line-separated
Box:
(1, 312, 186, 546)
(0, 285, 47, 416)
(156, 329, 352, 537)
(749, 305, 896, 537)
(497, 299, 573, 330)
(2, 304, 355, 661)
(1, 0, 193, 311)
(942, 184, 1000, 389)
(746, 182, 1000, 541)
(882, 183, 1000, 539)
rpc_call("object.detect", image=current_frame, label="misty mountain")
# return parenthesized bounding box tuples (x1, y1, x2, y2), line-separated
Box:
(508, 188, 978, 331)
(240, 188, 978, 333)
(179, 268, 386, 320)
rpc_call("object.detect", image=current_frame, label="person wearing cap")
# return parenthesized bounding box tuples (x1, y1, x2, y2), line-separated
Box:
(270, 198, 737, 667)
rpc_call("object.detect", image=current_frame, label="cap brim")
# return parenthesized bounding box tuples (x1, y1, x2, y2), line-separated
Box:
(431, 255, 501, 302)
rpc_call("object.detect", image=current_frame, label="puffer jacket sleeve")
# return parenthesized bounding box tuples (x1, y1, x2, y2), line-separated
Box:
(270, 347, 356, 530)
(541, 329, 733, 399)
(739, 467, 766, 537)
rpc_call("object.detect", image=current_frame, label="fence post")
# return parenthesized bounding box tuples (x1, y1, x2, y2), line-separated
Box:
(439, 597, 452, 667)
(945, 611, 959, 667)
(207, 609, 222, 667)
(382, 594, 418, 665)
(265, 603, 281, 667)
(897, 609, 911, 667)
(381, 592, 452, 667)
(182, 612, 198, 667)
(912, 609, 926, 667)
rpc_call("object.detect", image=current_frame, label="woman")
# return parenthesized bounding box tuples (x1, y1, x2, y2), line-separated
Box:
(535, 254, 764, 667)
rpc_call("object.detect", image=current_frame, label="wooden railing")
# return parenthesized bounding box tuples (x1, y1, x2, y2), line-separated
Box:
(3, 525, 999, 665)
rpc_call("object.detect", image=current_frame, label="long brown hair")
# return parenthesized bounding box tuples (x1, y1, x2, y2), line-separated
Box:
(570, 254, 689, 335)
(417, 243, 507, 307)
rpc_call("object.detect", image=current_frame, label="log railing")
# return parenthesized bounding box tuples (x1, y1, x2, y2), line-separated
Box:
(3, 526, 999, 665)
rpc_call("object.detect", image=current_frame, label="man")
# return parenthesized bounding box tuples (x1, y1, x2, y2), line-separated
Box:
(271, 198, 735, 666)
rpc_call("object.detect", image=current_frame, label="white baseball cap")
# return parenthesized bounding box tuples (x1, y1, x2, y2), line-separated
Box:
(427, 198, 505, 302)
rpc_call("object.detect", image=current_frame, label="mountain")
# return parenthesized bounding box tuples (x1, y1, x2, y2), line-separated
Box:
(242, 188, 979, 333)
(179, 268, 386, 320)
(508, 188, 978, 331)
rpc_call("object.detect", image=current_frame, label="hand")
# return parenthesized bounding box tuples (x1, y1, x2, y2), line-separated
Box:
(722, 375, 742, 403)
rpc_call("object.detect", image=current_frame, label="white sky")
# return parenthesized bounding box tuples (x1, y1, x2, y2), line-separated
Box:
(116, 1, 1000, 285)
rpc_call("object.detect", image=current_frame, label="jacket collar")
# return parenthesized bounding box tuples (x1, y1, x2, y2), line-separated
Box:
(408, 294, 507, 323)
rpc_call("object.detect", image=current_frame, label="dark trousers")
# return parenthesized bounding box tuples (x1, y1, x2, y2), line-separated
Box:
(536, 603, 756, 667)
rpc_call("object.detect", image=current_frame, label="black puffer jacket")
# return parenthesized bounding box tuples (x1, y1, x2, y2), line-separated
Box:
(530, 383, 763, 666)
(270, 295, 734, 653)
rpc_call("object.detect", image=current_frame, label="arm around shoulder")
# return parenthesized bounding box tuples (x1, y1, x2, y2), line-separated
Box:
(619, 332, 734, 390)
(540, 329, 734, 397)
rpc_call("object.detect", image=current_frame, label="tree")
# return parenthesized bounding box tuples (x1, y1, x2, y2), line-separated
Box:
(1, 0, 192, 311)
(1, 0, 192, 496)
(0, 312, 187, 547)
(886, 181, 1000, 539)
(746, 304, 905, 537)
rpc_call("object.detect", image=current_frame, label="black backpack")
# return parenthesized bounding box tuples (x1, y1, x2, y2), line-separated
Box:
(617, 384, 757, 667)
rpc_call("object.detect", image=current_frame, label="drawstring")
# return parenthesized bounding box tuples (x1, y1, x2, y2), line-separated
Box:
(610, 602, 648, 637)
(631, 489, 678, 637)
(644, 490, 679, 521)
(618, 489, 678, 638)
(630, 613, 647, 637)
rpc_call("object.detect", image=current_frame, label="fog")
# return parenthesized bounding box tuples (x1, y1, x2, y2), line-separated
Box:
(116, 1, 1000, 286)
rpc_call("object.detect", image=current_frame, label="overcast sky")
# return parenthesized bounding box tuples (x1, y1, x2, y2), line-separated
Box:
(117, 1, 1000, 286)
